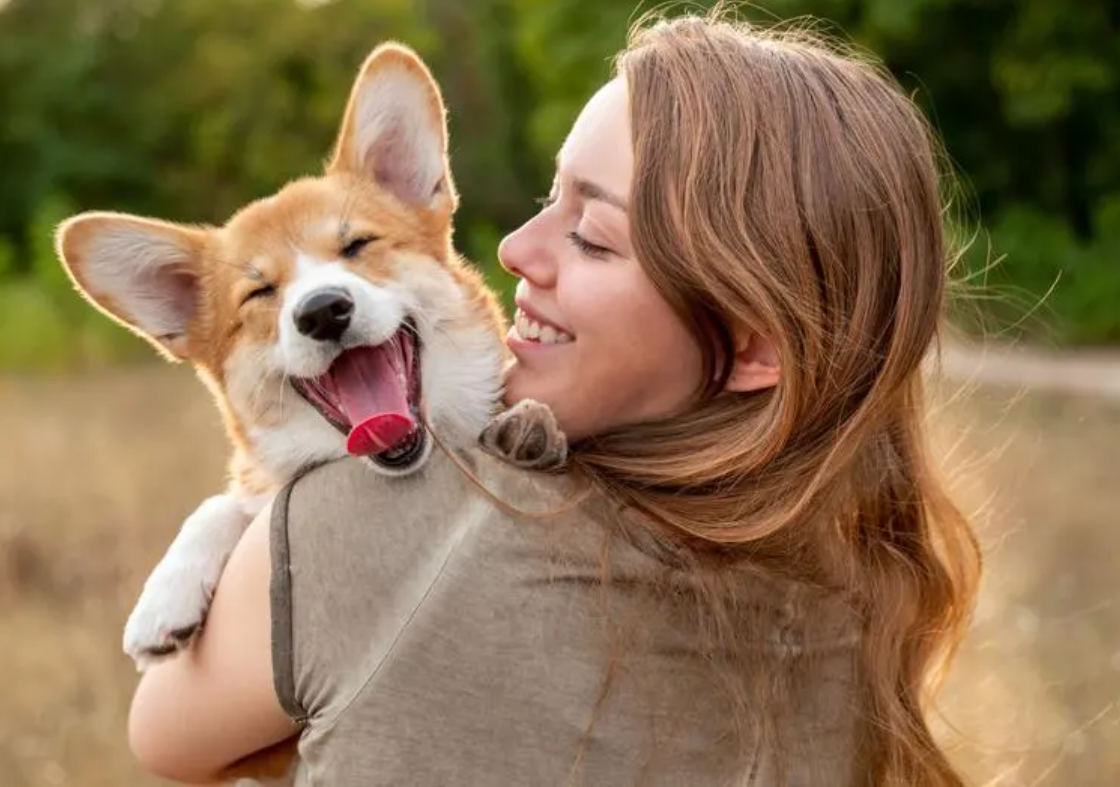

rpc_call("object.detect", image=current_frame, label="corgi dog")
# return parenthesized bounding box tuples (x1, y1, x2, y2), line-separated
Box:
(55, 40, 564, 706)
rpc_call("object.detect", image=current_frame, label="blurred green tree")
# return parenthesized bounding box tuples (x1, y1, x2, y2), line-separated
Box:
(0, 0, 1117, 369)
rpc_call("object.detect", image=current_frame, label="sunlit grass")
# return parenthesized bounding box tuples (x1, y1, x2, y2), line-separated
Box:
(1, 368, 1118, 785)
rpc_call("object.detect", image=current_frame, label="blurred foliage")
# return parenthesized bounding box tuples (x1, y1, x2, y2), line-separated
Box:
(0, 0, 1118, 371)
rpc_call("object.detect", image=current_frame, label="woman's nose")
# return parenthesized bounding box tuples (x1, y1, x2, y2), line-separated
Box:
(498, 214, 557, 288)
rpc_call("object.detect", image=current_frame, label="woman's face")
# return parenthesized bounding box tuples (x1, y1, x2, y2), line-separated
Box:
(499, 79, 706, 443)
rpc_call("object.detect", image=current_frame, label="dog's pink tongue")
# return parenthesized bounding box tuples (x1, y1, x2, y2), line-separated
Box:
(329, 345, 414, 456)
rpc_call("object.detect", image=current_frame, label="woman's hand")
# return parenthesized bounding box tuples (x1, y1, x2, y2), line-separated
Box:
(127, 501, 298, 782)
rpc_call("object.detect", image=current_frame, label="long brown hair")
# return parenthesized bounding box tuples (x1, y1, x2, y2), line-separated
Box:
(568, 10, 982, 785)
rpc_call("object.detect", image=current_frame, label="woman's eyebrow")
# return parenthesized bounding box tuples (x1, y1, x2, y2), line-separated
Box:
(573, 177, 629, 213)
(555, 156, 629, 212)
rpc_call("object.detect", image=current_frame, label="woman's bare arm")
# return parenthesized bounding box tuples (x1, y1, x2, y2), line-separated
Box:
(128, 501, 298, 782)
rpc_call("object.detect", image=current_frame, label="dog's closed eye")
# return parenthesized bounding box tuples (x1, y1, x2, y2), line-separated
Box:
(240, 283, 277, 306)
(341, 236, 380, 258)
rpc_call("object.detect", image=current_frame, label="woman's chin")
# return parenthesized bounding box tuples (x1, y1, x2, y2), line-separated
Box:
(502, 381, 549, 411)
(502, 378, 576, 435)
(502, 364, 540, 405)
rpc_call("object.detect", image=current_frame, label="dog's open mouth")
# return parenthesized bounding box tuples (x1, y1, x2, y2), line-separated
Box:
(290, 321, 426, 469)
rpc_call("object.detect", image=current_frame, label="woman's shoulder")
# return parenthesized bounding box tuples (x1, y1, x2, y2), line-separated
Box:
(280, 446, 587, 540)
(289, 445, 574, 502)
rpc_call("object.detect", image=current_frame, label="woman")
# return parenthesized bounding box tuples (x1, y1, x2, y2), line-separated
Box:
(129, 12, 980, 786)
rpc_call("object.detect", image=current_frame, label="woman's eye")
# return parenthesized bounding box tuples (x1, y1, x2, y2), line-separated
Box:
(566, 230, 612, 259)
(341, 236, 378, 258)
(240, 284, 277, 306)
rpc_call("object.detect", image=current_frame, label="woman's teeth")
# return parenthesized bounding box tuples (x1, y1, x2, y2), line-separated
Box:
(515, 309, 573, 344)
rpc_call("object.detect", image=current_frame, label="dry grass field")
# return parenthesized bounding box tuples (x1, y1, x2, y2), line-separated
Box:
(1, 364, 1118, 785)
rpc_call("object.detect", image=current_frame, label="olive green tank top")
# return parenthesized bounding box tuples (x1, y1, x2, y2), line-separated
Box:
(270, 449, 860, 786)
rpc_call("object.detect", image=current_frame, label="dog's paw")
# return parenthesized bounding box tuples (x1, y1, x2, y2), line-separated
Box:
(479, 399, 567, 470)
(123, 562, 215, 670)
(122, 494, 251, 671)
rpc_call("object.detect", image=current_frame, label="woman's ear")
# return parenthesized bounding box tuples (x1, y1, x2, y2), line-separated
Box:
(723, 330, 780, 393)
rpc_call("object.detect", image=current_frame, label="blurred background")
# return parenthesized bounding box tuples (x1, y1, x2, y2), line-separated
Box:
(0, 0, 1117, 784)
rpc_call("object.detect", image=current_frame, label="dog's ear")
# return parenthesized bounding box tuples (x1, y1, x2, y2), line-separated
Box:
(55, 212, 207, 360)
(328, 42, 456, 212)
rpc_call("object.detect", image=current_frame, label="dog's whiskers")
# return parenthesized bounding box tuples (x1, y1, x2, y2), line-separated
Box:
(252, 370, 275, 412)
(277, 373, 291, 421)
(338, 177, 363, 236)
(428, 322, 467, 354)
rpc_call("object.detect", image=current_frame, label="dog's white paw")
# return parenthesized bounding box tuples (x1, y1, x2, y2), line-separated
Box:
(123, 560, 215, 670)
(123, 494, 252, 671)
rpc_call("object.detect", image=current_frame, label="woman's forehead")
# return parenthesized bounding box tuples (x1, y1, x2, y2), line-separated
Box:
(556, 79, 632, 196)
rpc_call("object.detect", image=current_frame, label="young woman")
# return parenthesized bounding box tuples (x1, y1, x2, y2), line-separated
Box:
(129, 12, 979, 786)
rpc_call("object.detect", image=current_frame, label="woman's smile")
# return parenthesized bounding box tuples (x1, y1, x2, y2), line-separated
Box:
(509, 300, 575, 347)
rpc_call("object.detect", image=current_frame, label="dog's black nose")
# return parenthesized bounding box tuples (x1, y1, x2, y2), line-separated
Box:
(294, 288, 354, 342)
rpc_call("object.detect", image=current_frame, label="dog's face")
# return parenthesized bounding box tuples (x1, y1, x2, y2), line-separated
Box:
(55, 44, 506, 480)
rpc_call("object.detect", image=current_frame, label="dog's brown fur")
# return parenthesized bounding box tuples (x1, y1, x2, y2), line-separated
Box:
(58, 45, 507, 503)
(55, 43, 569, 785)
